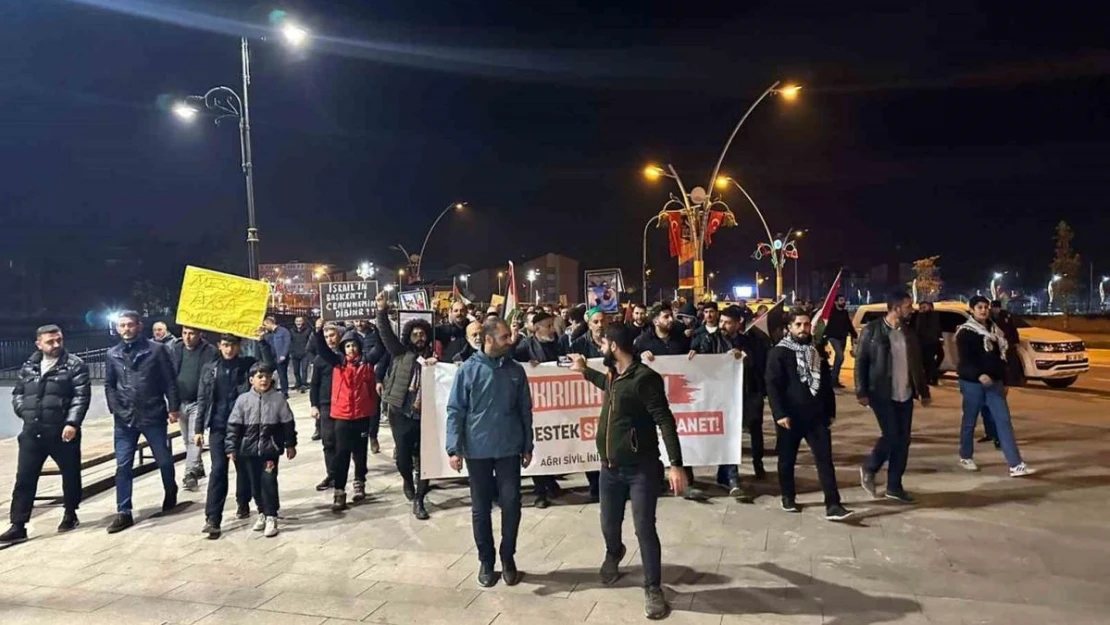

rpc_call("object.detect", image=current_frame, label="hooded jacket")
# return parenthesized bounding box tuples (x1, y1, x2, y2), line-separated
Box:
(377, 309, 435, 414)
(13, 351, 91, 432)
(445, 351, 534, 460)
(313, 329, 379, 419)
(225, 387, 297, 458)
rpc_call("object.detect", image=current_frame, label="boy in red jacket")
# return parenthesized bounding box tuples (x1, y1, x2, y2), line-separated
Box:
(313, 319, 379, 512)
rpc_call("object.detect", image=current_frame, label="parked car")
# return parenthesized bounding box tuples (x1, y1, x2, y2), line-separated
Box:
(851, 301, 1088, 389)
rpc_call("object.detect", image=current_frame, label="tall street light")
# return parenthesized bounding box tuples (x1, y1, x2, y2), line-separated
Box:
(641, 214, 661, 305)
(990, 271, 1006, 301)
(172, 16, 309, 279)
(497, 271, 505, 295)
(414, 202, 467, 282)
(527, 269, 539, 304)
(642, 81, 799, 299)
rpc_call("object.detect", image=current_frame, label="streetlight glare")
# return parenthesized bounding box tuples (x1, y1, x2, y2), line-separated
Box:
(714, 176, 732, 189)
(1053, 274, 1062, 281)
(281, 23, 309, 47)
(172, 102, 198, 121)
(994, 272, 1004, 279)
(779, 84, 802, 100)
(794, 230, 805, 237)
(643, 165, 664, 181)
(454, 202, 465, 210)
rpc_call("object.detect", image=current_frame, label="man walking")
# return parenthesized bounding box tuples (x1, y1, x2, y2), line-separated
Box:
(914, 301, 943, 386)
(855, 291, 931, 504)
(289, 316, 313, 393)
(570, 323, 688, 621)
(262, 316, 292, 398)
(765, 310, 853, 521)
(823, 295, 856, 388)
(310, 323, 343, 492)
(171, 327, 218, 490)
(446, 317, 534, 588)
(1, 325, 90, 543)
(104, 311, 181, 534)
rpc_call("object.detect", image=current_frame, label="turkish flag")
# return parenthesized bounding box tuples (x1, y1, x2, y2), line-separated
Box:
(667, 213, 683, 258)
(706, 211, 726, 247)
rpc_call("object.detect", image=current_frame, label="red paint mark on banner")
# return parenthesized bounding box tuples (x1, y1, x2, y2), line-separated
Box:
(674, 411, 724, 436)
(662, 374, 699, 405)
(579, 416, 599, 441)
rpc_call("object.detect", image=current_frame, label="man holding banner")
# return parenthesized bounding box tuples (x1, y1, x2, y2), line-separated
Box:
(569, 323, 687, 621)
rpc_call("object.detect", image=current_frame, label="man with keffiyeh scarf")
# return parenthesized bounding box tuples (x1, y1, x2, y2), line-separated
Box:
(765, 309, 853, 521)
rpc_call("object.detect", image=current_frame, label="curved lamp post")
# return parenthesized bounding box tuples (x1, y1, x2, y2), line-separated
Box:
(414, 202, 466, 282)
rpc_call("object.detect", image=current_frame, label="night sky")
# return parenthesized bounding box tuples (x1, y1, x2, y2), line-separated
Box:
(3, 0, 1108, 306)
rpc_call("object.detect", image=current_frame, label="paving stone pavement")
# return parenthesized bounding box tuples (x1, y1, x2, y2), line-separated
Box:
(1, 378, 1109, 625)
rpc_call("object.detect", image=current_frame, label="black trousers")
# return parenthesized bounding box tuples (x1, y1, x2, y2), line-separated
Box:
(863, 399, 914, 493)
(242, 456, 281, 517)
(319, 406, 336, 477)
(291, 356, 307, 388)
(600, 461, 663, 589)
(332, 418, 369, 492)
(467, 456, 522, 565)
(744, 394, 766, 466)
(391, 414, 428, 496)
(205, 429, 252, 525)
(922, 342, 941, 384)
(776, 420, 841, 507)
(10, 428, 82, 524)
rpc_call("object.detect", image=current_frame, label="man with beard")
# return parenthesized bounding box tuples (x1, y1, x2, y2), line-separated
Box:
(690, 305, 767, 499)
(766, 310, 853, 521)
(452, 321, 484, 364)
(105, 311, 182, 534)
(2, 325, 90, 543)
(569, 323, 687, 620)
(855, 291, 930, 505)
(437, 301, 470, 361)
(195, 333, 274, 539)
(626, 304, 649, 338)
(377, 292, 437, 520)
(634, 305, 689, 358)
(824, 295, 857, 388)
(289, 316, 313, 393)
(310, 323, 343, 492)
(560, 305, 587, 353)
(446, 317, 534, 588)
(152, 321, 176, 345)
(170, 327, 218, 491)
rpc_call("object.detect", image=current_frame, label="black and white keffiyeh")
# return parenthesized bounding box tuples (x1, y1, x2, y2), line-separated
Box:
(778, 335, 822, 396)
(957, 317, 1008, 361)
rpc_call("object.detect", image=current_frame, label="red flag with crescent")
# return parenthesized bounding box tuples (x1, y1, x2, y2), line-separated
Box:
(666, 213, 683, 258)
(706, 211, 726, 247)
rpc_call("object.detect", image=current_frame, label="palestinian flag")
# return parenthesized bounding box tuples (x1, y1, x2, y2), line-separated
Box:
(812, 269, 844, 345)
(747, 297, 787, 345)
(503, 261, 519, 323)
(452, 278, 471, 306)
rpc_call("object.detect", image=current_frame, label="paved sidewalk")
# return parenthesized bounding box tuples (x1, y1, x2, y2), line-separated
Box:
(1, 383, 1109, 624)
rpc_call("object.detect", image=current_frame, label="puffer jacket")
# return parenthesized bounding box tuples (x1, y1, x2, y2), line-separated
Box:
(225, 387, 297, 458)
(105, 338, 181, 427)
(13, 351, 92, 432)
(445, 351, 534, 459)
(377, 309, 435, 413)
(313, 329, 379, 419)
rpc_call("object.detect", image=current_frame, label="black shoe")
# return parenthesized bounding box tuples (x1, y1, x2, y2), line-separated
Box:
(644, 586, 671, 620)
(315, 476, 334, 492)
(332, 491, 348, 513)
(977, 435, 993, 443)
(534, 494, 550, 509)
(0, 524, 28, 544)
(402, 480, 416, 502)
(502, 558, 522, 586)
(106, 513, 134, 534)
(477, 562, 499, 588)
(235, 502, 251, 519)
(183, 474, 199, 491)
(860, 467, 878, 499)
(311, 432, 322, 442)
(885, 490, 915, 505)
(370, 438, 381, 454)
(202, 520, 221, 539)
(58, 511, 79, 533)
(682, 485, 707, 501)
(753, 462, 767, 480)
(162, 487, 178, 514)
(993, 439, 1001, 450)
(781, 497, 801, 513)
(825, 504, 854, 522)
(727, 478, 742, 497)
(413, 498, 430, 521)
(599, 544, 626, 585)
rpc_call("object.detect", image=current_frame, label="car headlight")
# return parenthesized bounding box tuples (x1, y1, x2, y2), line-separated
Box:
(1030, 341, 1085, 353)
(1030, 342, 1052, 352)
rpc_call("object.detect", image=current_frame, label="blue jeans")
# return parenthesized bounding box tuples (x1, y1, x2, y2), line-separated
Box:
(113, 420, 176, 514)
(467, 456, 523, 565)
(828, 338, 846, 384)
(958, 380, 1022, 467)
(981, 405, 998, 440)
(600, 461, 663, 589)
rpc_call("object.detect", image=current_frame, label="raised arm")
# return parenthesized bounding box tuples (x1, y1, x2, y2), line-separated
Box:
(376, 310, 406, 358)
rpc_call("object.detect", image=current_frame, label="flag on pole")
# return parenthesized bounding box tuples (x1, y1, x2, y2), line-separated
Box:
(747, 297, 787, 344)
(503, 261, 519, 322)
(812, 269, 844, 345)
(452, 278, 471, 306)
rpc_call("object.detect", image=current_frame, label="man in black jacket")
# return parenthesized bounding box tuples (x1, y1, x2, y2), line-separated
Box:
(855, 291, 931, 505)
(1, 325, 91, 543)
(451, 321, 483, 364)
(289, 316, 313, 393)
(170, 327, 219, 491)
(105, 311, 182, 534)
(310, 322, 344, 492)
(626, 303, 649, 338)
(823, 295, 857, 388)
(633, 306, 689, 358)
(438, 301, 470, 362)
(194, 333, 274, 538)
(766, 310, 853, 521)
(913, 302, 943, 386)
(513, 311, 565, 364)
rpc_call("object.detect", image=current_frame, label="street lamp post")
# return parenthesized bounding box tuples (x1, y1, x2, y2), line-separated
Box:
(642, 214, 661, 305)
(414, 202, 466, 282)
(707, 272, 716, 297)
(497, 271, 505, 295)
(990, 272, 1005, 301)
(1048, 274, 1062, 312)
(716, 176, 805, 300)
(527, 269, 539, 304)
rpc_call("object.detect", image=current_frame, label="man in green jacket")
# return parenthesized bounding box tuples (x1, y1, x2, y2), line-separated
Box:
(569, 322, 687, 621)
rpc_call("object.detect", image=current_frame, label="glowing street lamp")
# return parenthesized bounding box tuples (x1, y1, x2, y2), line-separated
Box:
(357, 262, 376, 281)
(497, 271, 505, 295)
(280, 22, 309, 47)
(172, 102, 199, 121)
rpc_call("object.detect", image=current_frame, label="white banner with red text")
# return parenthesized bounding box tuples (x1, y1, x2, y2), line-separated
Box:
(419, 354, 743, 479)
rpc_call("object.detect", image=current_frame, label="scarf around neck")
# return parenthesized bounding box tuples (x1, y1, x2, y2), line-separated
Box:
(777, 335, 822, 396)
(958, 317, 1008, 361)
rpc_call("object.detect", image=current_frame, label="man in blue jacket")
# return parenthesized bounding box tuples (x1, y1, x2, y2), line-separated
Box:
(446, 317, 534, 589)
(263, 316, 292, 398)
(104, 311, 181, 534)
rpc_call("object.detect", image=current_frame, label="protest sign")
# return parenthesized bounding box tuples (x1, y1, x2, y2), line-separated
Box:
(319, 280, 378, 321)
(490, 294, 505, 308)
(176, 265, 271, 339)
(419, 354, 743, 479)
(396, 310, 434, 337)
(399, 289, 429, 311)
(584, 269, 623, 313)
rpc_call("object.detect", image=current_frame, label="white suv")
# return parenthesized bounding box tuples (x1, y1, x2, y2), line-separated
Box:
(851, 301, 1088, 389)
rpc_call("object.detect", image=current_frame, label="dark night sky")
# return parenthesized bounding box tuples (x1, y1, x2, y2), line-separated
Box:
(2, 0, 1109, 304)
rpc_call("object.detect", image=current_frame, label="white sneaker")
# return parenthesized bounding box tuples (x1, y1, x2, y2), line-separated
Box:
(1009, 463, 1036, 478)
(264, 516, 279, 538)
(252, 513, 266, 532)
(958, 458, 979, 472)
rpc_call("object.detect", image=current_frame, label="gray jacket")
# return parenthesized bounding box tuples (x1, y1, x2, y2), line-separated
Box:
(225, 387, 297, 457)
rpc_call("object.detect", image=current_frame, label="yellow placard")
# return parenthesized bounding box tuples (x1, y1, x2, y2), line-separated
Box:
(176, 266, 271, 339)
(491, 294, 505, 308)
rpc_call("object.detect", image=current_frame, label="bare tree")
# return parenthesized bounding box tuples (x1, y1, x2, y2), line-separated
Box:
(1050, 221, 1081, 318)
